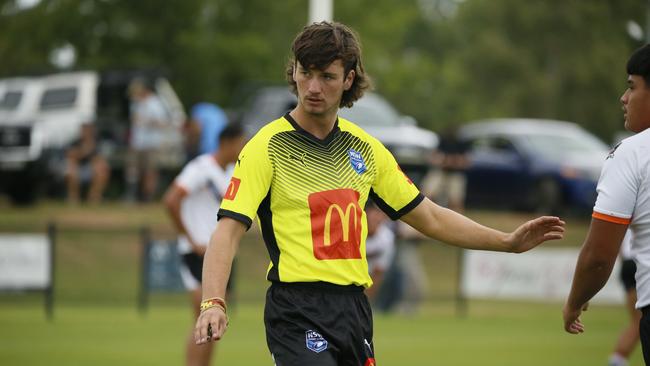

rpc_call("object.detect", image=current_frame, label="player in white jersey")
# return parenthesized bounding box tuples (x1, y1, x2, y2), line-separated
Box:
(563, 44, 650, 364)
(164, 123, 245, 366)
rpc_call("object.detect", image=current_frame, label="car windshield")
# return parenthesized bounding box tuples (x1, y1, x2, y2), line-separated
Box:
(338, 94, 399, 127)
(0, 91, 23, 110)
(521, 132, 608, 161)
(40, 87, 77, 110)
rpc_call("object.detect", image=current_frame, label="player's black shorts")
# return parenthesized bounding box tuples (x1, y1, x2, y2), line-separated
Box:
(619, 259, 637, 291)
(182, 253, 205, 282)
(264, 281, 376, 366)
(181, 253, 235, 290)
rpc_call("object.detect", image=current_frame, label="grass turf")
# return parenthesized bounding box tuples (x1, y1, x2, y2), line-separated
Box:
(0, 201, 642, 364)
(0, 301, 642, 365)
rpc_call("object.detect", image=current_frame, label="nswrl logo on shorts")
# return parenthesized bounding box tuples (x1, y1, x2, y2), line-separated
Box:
(305, 330, 328, 353)
(348, 148, 367, 175)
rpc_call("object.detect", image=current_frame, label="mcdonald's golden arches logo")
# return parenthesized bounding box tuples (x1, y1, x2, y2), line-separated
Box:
(308, 189, 362, 260)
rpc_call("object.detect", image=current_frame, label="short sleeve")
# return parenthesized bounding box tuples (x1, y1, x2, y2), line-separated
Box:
(370, 140, 423, 220)
(218, 133, 273, 229)
(592, 142, 640, 224)
(175, 159, 205, 194)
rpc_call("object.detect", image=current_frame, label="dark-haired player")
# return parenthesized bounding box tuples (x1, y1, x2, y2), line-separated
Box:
(564, 44, 650, 365)
(196, 21, 564, 365)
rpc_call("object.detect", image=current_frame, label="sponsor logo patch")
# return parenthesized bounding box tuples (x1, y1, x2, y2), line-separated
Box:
(308, 189, 362, 260)
(305, 330, 328, 353)
(224, 177, 241, 200)
(348, 148, 367, 174)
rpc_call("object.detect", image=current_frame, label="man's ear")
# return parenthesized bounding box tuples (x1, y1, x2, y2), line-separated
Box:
(344, 69, 355, 91)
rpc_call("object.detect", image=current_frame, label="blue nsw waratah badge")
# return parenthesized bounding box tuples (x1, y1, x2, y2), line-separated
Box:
(348, 148, 367, 174)
(305, 330, 328, 353)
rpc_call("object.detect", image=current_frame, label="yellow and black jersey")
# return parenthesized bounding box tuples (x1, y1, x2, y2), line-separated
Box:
(218, 113, 423, 288)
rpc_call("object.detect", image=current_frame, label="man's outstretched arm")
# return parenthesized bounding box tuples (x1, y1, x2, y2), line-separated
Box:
(400, 197, 565, 253)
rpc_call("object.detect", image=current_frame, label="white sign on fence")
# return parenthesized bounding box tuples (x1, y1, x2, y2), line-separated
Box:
(0, 234, 51, 290)
(461, 248, 624, 304)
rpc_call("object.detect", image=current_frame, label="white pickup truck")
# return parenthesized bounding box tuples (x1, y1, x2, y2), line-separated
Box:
(0, 71, 186, 204)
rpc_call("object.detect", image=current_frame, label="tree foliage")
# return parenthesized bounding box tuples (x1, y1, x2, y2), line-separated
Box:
(0, 0, 645, 141)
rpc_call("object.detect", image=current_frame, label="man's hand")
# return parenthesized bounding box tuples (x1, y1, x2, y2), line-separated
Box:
(194, 306, 228, 344)
(505, 216, 565, 253)
(563, 302, 589, 334)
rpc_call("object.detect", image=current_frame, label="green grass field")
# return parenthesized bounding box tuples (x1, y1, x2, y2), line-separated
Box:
(0, 301, 642, 365)
(0, 202, 643, 365)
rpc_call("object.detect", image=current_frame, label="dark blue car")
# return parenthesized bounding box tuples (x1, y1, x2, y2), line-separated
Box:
(459, 119, 609, 213)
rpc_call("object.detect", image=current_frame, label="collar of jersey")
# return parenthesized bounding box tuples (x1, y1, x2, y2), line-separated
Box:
(283, 112, 340, 146)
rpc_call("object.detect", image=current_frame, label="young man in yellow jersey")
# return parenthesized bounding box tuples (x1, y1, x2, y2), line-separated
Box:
(195, 21, 565, 365)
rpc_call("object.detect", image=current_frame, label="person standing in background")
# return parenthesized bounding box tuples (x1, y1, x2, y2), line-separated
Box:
(164, 123, 246, 366)
(422, 126, 470, 213)
(126, 78, 170, 202)
(184, 103, 228, 161)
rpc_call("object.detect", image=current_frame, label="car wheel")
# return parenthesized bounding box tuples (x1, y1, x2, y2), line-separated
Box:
(7, 179, 38, 205)
(4, 165, 42, 206)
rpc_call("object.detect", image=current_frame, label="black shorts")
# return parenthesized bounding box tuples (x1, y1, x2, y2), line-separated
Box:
(619, 259, 637, 291)
(181, 253, 235, 290)
(264, 282, 375, 366)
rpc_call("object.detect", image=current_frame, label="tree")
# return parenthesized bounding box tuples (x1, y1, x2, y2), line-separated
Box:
(0, 0, 645, 141)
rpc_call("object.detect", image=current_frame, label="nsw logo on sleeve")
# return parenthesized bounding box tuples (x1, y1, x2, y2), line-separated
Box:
(348, 148, 367, 174)
(305, 330, 328, 353)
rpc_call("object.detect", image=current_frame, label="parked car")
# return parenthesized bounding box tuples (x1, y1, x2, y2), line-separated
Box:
(236, 86, 438, 185)
(0, 70, 186, 204)
(458, 118, 610, 213)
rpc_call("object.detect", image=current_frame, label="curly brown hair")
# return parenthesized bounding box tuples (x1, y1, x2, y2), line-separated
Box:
(285, 21, 371, 108)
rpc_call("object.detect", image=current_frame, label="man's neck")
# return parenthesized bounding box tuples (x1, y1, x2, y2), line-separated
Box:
(289, 107, 338, 140)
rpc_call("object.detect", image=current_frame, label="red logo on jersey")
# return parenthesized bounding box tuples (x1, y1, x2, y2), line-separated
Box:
(308, 189, 362, 260)
(365, 358, 376, 366)
(224, 177, 241, 200)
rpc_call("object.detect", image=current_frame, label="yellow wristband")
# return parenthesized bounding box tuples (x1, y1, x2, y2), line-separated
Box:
(200, 297, 227, 313)
(201, 303, 226, 314)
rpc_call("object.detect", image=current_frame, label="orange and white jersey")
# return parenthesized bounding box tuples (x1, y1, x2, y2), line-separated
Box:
(593, 128, 650, 307)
